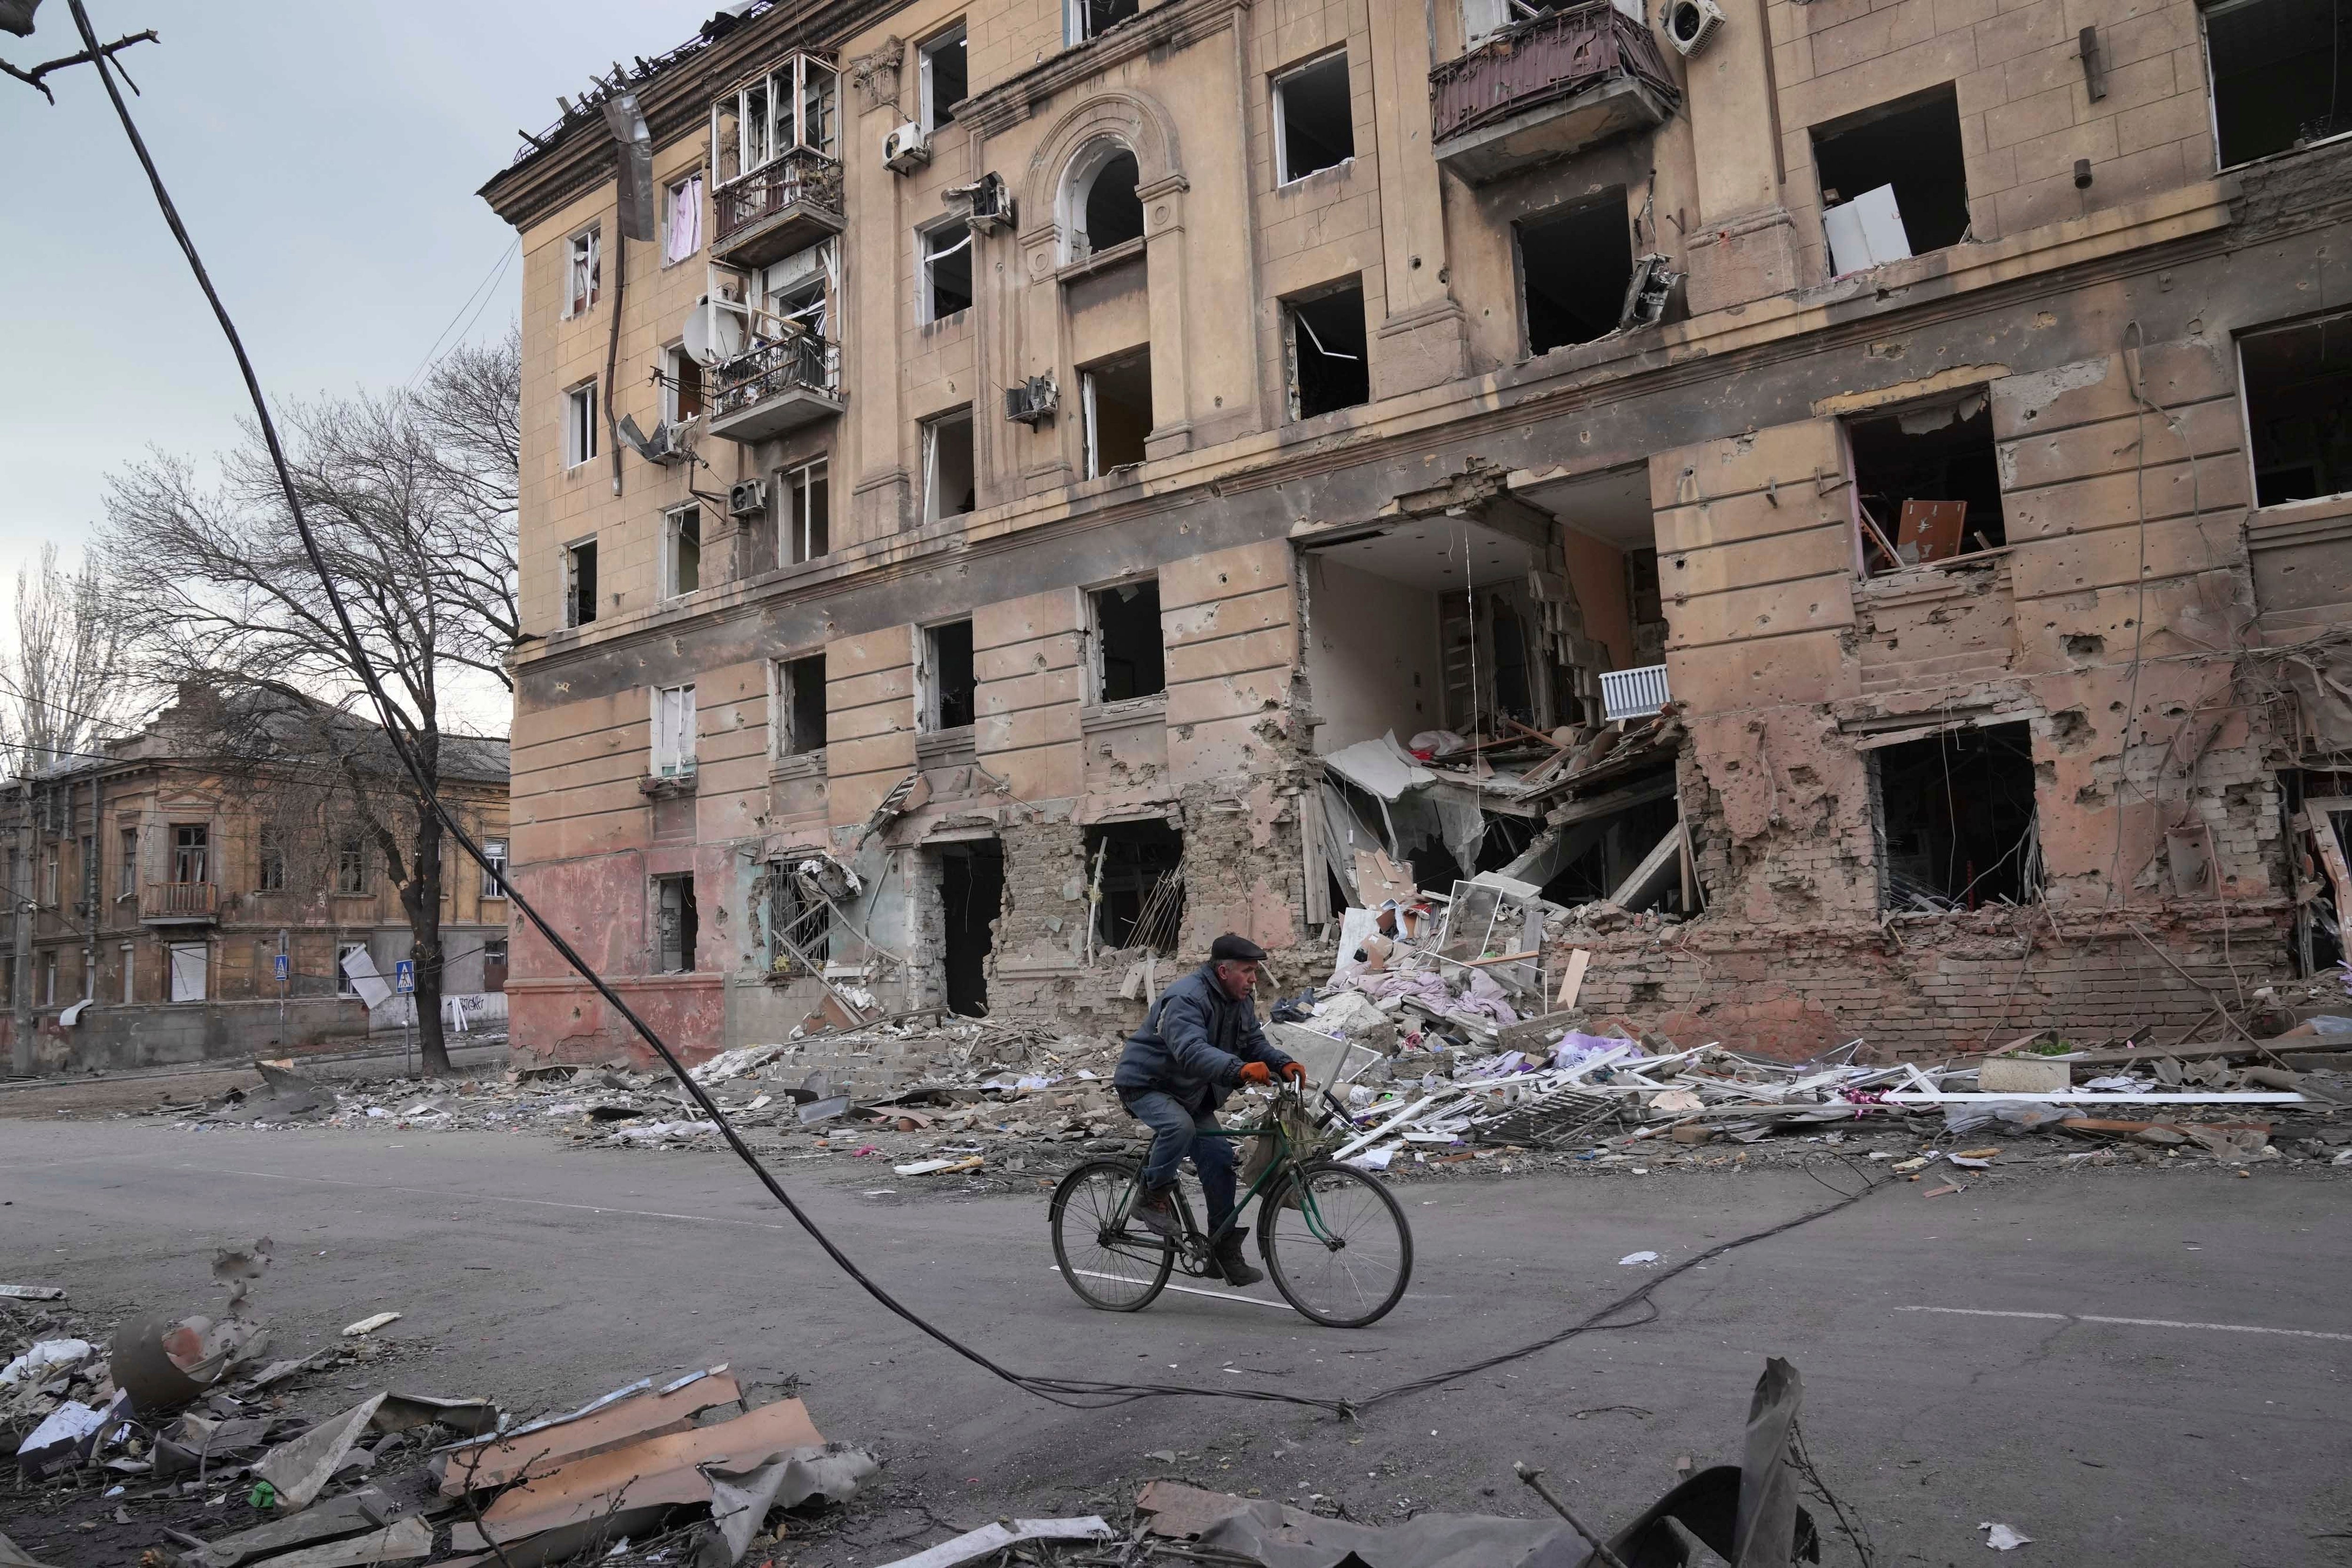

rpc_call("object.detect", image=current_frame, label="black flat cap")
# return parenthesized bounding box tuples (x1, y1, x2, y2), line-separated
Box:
(1209, 933, 1267, 963)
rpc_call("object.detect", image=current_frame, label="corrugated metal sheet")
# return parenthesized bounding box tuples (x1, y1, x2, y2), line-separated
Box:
(1429, 1, 1682, 144)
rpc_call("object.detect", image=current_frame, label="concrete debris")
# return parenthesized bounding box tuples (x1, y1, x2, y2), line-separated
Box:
(339, 1313, 400, 1338)
(246, 1516, 431, 1568)
(0, 1530, 58, 1568)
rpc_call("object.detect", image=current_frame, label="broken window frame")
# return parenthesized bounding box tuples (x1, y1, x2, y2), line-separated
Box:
(652, 682, 699, 778)
(710, 53, 841, 186)
(662, 173, 704, 266)
(1514, 189, 1637, 356)
(563, 381, 599, 469)
(563, 536, 599, 629)
(1066, 0, 1140, 45)
(766, 864, 833, 974)
(2237, 309, 2352, 507)
(1059, 137, 1144, 263)
(2201, 0, 2352, 168)
(921, 618, 978, 733)
(171, 824, 207, 886)
(1840, 387, 2005, 576)
(564, 225, 601, 317)
(660, 504, 702, 601)
(336, 941, 367, 997)
(919, 20, 968, 134)
(1283, 279, 1372, 421)
(662, 341, 705, 423)
(1088, 578, 1168, 702)
(774, 652, 829, 758)
(922, 407, 977, 522)
(1080, 349, 1153, 478)
(1809, 84, 1971, 277)
(920, 218, 975, 324)
(1866, 719, 2042, 911)
(1272, 49, 1356, 185)
(780, 457, 830, 564)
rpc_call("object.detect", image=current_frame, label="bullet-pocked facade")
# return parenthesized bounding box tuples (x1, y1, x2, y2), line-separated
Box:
(483, 0, 2352, 1065)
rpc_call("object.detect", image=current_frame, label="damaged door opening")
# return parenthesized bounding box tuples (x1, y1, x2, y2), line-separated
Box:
(656, 874, 699, 973)
(938, 840, 1003, 1015)
(1872, 721, 2040, 911)
(1083, 820, 1184, 953)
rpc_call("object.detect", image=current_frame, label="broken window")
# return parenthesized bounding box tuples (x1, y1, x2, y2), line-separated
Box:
(1081, 349, 1153, 476)
(565, 226, 601, 316)
(1274, 51, 1354, 183)
(335, 836, 367, 896)
(1518, 190, 1634, 355)
(1812, 85, 1970, 274)
(663, 174, 703, 265)
(1091, 579, 1166, 701)
(656, 874, 699, 973)
(1872, 722, 2040, 909)
(2205, 0, 2352, 164)
(1082, 820, 1185, 952)
(564, 538, 598, 628)
(118, 827, 135, 897)
(652, 683, 698, 776)
(1067, 0, 1139, 44)
(768, 865, 832, 971)
(920, 21, 967, 132)
(1845, 390, 2004, 571)
(663, 343, 704, 422)
(481, 839, 508, 898)
(336, 942, 367, 997)
(923, 408, 977, 521)
(1064, 141, 1144, 260)
(2240, 312, 2352, 505)
(924, 619, 977, 731)
(921, 220, 974, 321)
(564, 381, 599, 469)
(662, 505, 701, 599)
(761, 242, 832, 338)
(779, 653, 828, 755)
(172, 824, 207, 885)
(1285, 281, 1370, 419)
(782, 457, 830, 563)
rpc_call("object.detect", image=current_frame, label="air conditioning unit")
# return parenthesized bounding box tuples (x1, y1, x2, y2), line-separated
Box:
(616, 413, 687, 466)
(1662, 0, 1724, 55)
(728, 478, 770, 517)
(948, 173, 1015, 236)
(882, 121, 930, 174)
(1003, 375, 1059, 427)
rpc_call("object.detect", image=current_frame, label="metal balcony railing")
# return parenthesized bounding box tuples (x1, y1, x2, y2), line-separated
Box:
(712, 332, 841, 420)
(714, 148, 845, 247)
(141, 880, 219, 921)
(1430, 1, 1681, 144)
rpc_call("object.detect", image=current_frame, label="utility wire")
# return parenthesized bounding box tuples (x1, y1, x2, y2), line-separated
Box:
(66, 0, 1888, 1420)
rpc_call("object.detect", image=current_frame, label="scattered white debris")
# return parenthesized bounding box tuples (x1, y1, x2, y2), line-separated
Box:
(340, 1312, 401, 1338)
(1618, 1251, 1661, 1267)
(1979, 1522, 2033, 1550)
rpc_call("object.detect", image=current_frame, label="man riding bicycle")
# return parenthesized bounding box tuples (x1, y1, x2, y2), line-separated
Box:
(1113, 932, 1307, 1287)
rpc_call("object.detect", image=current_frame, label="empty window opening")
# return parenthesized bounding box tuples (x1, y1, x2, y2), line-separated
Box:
(1812, 86, 1970, 273)
(1068, 0, 1140, 44)
(1082, 820, 1185, 953)
(2240, 313, 2352, 505)
(484, 938, 509, 991)
(779, 653, 828, 755)
(656, 873, 699, 973)
(924, 408, 977, 520)
(1873, 722, 2040, 910)
(1845, 391, 2004, 571)
(1081, 350, 1153, 476)
(1518, 191, 1634, 355)
(922, 221, 974, 320)
(1275, 52, 1355, 183)
(652, 682, 698, 776)
(938, 840, 1003, 1016)
(664, 343, 704, 422)
(663, 505, 702, 598)
(564, 538, 599, 628)
(924, 619, 977, 730)
(782, 457, 830, 563)
(565, 226, 601, 316)
(564, 381, 599, 469)
(1535, 792, 1685, 911)
(2205, 0, 2352, 165)
(1091, 579, 1166, 700)
(1286, 282, 1371, 420)
(1065, 142, 1144, 260)
(920, 22, 968, 131)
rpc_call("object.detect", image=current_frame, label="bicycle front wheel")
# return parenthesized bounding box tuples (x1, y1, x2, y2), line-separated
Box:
(1050, 1158, 1174, 1312)
(1260, 1160, 1413, 1328)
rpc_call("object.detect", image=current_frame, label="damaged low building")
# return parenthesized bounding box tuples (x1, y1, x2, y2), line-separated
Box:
(483, 0, 2352, 1066)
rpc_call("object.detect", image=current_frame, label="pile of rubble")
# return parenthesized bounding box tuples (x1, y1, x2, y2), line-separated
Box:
(1, 1245, 875, 1568)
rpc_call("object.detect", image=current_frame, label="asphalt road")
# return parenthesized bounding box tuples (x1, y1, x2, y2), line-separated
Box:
(4, 1121, 2349, 1566)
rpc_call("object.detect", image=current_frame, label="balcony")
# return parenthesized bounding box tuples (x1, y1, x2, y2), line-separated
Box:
(141, 880, 219, 924)
(712, 150, 846, 271)
(707, 331, 844, 443)
(1430, 2, 1680, 185)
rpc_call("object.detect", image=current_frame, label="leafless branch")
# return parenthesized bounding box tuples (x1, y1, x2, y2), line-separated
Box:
(1, 25, 151, 103)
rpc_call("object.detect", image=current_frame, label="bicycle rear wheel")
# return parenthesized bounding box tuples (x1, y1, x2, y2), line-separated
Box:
(1050, 1158, 1175, 1312)
(1260, 1160, 1413, 1327)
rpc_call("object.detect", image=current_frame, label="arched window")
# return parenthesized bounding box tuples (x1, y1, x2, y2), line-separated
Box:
(1060, 139, 1144, 262)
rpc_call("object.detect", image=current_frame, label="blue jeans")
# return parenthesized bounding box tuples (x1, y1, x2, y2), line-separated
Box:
(1122, 1089, 1238, 1232)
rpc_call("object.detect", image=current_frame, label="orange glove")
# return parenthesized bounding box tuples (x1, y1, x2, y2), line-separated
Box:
(1279, 1062, 1309, 1084)
(1237, 1062, 1274, 1086)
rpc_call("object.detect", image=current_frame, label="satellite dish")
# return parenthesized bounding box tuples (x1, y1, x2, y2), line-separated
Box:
(682, 299, 744, 364)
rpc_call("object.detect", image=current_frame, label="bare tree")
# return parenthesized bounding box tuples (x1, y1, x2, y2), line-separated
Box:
(0, 543, 134, 775)
(98, 347, 519, 1074)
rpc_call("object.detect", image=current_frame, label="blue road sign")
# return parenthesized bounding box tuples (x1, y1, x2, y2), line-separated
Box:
(394, 959, 415, 995)
(273, 953, 289, 983)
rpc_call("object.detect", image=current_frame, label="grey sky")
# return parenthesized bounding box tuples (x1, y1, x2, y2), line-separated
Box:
(0, 0, 718, 589)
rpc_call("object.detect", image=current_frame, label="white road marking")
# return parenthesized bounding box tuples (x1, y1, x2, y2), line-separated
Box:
(1053, 1267, 1296, 1312)
(1899, 1305, 2352, 1342)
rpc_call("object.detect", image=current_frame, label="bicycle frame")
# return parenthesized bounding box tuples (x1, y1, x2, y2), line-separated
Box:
(1112, 1085, 1348, 1257)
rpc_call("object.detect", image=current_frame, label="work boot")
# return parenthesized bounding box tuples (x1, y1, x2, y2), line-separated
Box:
(1133, 1185, 1181, 1242)
(1213, 1227, 1263, 1288)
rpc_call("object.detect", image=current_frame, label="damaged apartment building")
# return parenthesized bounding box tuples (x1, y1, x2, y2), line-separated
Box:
(482, 0, 2352, 1063)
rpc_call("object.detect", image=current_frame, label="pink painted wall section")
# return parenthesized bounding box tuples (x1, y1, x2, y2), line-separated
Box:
(1558, 527, 1634, 671)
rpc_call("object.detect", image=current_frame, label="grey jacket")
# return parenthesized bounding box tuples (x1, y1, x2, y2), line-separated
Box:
(1114, 963, 1295, 1112)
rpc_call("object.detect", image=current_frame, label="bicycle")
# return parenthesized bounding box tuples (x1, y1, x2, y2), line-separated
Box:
(1048, 1081, 1414, 1328)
